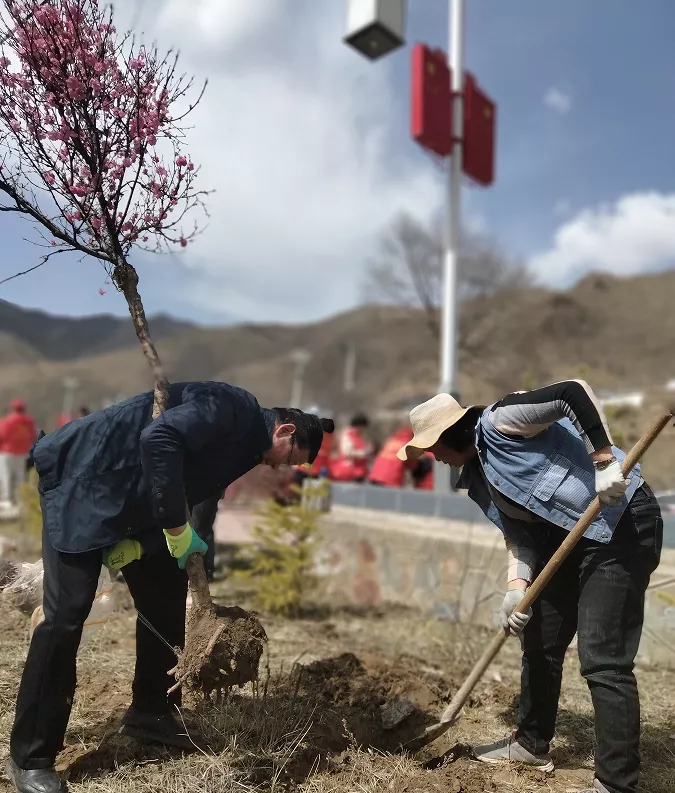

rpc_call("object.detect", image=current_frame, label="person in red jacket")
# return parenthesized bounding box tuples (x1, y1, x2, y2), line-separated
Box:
(0, 399, 37, 506)
(310, 428, 334, 478)
(331, 413, 372, 482)
(368, 426, 414, 487)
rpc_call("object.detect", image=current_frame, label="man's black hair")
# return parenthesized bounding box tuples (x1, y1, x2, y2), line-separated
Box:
(438, 407, 483, 453)
(350, 412, 369, 428)
(274, 408, 334, 463)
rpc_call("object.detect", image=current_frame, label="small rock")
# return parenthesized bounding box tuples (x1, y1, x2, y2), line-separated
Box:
(381, 698, 416, 730)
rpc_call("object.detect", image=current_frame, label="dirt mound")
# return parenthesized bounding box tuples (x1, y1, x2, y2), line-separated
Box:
(289, 652, 458, 757)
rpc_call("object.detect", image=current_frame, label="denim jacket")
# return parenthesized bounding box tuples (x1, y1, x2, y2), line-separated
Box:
(463, 405, 642, 544)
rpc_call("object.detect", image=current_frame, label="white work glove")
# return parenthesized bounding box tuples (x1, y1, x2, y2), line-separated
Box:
(500, 589, 532, 636)
(594, 459, 631, 507)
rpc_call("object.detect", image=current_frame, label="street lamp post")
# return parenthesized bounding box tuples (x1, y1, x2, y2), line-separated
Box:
(344, 0, 466, 492)
(289, 348, 312, 409)
(61, 377, 78, 419)
(435, 0, 464, 493)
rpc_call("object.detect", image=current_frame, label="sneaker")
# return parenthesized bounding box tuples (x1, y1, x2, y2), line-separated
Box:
(472, 733, 555, 772)
(119, 706, 204, 751)
(5, 759, 67, 792)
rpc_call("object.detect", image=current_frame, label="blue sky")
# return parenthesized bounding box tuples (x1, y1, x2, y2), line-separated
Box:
(1, 0, 674, 324)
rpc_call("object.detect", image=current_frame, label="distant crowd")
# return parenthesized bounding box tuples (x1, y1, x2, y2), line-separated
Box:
(0, 399, 432, 509)
(0, 400, 89, 508)
(293, 411, 434, 490)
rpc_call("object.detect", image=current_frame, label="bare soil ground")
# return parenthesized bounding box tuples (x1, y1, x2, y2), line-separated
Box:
(0, 571, 674, 793)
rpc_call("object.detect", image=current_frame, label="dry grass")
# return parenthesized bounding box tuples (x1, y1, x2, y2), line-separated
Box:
(0, 576, 674, 793)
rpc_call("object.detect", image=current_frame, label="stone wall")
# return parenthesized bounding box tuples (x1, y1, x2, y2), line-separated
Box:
(318, 506, 675, 670)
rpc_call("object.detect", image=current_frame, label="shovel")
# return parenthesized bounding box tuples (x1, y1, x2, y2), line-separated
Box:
(402, 409, 673, 753)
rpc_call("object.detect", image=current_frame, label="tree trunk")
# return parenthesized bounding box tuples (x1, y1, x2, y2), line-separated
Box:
(114, 256, 212, 607)
(115, 259, 170, 420)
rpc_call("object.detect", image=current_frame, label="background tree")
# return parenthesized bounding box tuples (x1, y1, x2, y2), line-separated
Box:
(0, 0, 208, 415)
(363, 211, 531, 339)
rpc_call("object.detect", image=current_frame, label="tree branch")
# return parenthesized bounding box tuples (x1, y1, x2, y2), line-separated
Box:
(0, 246, 68, 286)
(0, 179, 114, 263)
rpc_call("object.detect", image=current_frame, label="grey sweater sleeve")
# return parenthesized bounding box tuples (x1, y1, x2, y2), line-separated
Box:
(489, 380, 613, 454)
(504, 535, 537, 583)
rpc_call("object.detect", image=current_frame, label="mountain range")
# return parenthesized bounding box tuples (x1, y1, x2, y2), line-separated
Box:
(2, 270, 675, 486)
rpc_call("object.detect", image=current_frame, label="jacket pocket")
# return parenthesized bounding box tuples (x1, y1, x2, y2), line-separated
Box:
(532, 453, 570, 502)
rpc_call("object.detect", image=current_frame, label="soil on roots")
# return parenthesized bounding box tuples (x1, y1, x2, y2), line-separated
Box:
(175, 604, 267, 703)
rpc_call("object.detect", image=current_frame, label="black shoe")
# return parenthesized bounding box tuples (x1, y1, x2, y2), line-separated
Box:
(5, 759, 67, 793)
(119, 706, 203, 751)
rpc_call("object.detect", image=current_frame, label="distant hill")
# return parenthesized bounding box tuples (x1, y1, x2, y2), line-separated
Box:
(0, 298, 194, 361)
(2, 270, 675, 486)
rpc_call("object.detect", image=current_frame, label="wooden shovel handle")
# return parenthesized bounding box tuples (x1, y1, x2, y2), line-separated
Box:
(403, 410, 673, 752)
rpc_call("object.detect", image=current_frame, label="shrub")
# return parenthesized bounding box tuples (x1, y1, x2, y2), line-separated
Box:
(237, 480, 329, 616)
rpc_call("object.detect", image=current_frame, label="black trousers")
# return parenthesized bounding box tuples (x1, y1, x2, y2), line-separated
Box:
(10, 523, 187, 770)
(516, 484, 662, 793)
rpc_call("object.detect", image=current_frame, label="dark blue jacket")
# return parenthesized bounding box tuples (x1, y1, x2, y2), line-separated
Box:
(34, 381, 274, 554)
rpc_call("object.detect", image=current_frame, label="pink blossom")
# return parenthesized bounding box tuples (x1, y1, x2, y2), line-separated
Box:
(66, 75, 86, 100)
(0, 1, 203, 260)
(98, 288, 106, 295)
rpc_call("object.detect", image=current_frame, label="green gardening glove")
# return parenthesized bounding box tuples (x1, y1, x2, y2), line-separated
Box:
(103, 538, 142, 570)
(163, 524, 208, 569)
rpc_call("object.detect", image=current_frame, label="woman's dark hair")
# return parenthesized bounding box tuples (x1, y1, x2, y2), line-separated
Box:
(274, 408, 334, 463)
(350, 412, 369, 428)
(437, 407, 483, 453)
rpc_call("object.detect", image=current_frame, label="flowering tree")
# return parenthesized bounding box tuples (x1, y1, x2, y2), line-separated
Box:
(0, 0, 209, 414)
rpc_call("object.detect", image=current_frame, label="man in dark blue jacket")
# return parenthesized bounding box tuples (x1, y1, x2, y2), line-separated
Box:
(7, 381, 332, 793)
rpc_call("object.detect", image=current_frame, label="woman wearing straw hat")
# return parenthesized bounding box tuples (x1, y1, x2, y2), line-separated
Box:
(398, 380, 661, 793)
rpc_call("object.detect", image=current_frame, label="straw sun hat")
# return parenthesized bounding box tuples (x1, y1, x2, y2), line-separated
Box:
(396, 394, 474, 461)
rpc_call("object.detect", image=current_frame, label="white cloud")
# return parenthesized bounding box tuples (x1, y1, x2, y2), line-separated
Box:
(158, 0, 276, 50)
(111, 0, 441, 322)
(544, 87, 572, 115)
(530, 192, 675, 286)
